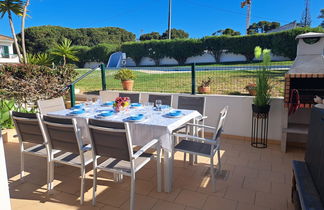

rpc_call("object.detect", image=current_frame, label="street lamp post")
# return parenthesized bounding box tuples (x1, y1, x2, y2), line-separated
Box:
(168, 0, 172, 39)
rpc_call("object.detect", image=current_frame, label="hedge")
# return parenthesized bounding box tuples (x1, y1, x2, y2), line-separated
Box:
(121, 27, 324, 65)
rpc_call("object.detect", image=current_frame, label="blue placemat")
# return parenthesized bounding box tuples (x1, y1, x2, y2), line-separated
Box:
(70, 104, 84, 110)
(97, 110, 114, 117)
(131, 103, 142, 108)
(68, 109, 85, 115)
(166, 110, 182, 117)
(127, 114, 144, 121)
(102, 101, 114, 106)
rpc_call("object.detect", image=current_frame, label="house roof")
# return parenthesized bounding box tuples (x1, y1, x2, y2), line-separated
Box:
(0, 34, 14, 41)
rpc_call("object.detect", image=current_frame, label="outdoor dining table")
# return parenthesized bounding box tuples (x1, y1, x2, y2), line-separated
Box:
(47, 103, 201, 193)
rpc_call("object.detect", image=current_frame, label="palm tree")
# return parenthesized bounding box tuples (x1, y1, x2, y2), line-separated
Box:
(0, 0, 23, 62)
(51, 38, 79, 67)
(21, 0, 30, 64)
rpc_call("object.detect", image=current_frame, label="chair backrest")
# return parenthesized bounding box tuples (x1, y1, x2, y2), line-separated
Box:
(213, 106, 229, 141)
(37, 97, 65, 115)
(12, 112, 44, 145)
(42, 115, 81, 154)
(99, 90, 111, 102)
(119, 93, 140, 103)
(148, 94, 173, 106)
(178, 96, 205, 115)
(88, 119, 132, 161)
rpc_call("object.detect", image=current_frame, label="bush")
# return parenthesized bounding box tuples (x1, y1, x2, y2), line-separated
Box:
(86, 43, 119, 63)
(0, 64, 77, 107)
(114, 68, 136, 81)
(121, 27, 324, 65)
(74, 46, 91, 67)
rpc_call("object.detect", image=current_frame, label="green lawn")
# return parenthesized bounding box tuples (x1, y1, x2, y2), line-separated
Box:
(75, 67, 287, 97)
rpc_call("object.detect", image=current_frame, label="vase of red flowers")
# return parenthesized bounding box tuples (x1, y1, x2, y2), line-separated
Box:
(113, 97, 130, 112)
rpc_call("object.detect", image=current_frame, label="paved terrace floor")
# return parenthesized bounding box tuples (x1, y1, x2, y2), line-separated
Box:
(5, 138, 304, 210)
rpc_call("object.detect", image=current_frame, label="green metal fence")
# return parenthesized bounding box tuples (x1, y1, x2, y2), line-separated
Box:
(75, 61, 291, 97)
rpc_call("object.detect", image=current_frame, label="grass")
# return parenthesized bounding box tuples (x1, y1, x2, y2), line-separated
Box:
(75, 67, 287, 97)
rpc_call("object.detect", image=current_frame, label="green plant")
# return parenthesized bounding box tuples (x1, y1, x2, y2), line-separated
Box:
(50, 38, 79, 66)
(114, 68, 136, 81)
(198, 77, 213, 87)
(27, 53, 53, 67)
(0, 98, 15, 129)
(253, 46, 271, 106)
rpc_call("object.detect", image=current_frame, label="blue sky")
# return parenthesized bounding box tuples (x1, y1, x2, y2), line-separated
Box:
(0, 0, 323, 38)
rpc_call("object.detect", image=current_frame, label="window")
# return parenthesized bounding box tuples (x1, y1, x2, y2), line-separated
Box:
(0, 45, 9, 58)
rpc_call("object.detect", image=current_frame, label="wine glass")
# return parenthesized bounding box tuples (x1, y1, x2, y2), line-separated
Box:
(155, 100, 162, 111)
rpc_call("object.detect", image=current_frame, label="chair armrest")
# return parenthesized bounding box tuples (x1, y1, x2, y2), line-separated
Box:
(133, 139, 159, 160)
(173, 133, 217, 145)
(185, 123, 216, 130)
(196, 115, 208, 121)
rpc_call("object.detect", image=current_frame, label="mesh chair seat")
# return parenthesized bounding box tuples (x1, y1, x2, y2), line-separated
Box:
(23, 144, 60, 156)
(174, 140, 215, 157)
(54, 151, 93, 166)
(97, 152, 153, 174)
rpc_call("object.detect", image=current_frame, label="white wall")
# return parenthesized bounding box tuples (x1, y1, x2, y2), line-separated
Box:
(0, 40, 19, 64)
(186, 53, 215, 64)
(125, 51, 290, 66)
(101, 90, 284, 141)
(0, 133, 11, 210)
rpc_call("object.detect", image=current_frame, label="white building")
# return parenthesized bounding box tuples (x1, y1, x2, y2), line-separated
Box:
(0, 34, 20, 64)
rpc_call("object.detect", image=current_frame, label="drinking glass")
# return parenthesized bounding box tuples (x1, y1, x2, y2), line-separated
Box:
(155, 100, 162, 111)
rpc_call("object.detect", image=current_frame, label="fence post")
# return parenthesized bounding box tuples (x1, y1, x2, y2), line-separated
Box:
(69, 84, 75, 107)
(100, 64, 107, 90)
(191, 63, 196, 95)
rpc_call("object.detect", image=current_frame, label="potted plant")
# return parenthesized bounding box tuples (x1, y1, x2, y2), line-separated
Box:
(252, 46, 272, 114)
(114, 68, 136, 91)
(198, 77, 213, 94)
(0, 98, 16, 143)
(245, 83, 257, 96)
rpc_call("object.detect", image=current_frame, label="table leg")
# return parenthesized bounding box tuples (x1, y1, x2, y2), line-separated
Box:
(164, 150, 173, 192)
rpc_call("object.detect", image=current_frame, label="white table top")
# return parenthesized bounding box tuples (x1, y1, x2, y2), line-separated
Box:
(48, 104, 201, 151)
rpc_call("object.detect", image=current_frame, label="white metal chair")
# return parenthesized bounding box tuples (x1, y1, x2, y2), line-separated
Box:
(176, 96, 208, 163)
(37, 97, 66, 115)
(172, 106, 228, 192)
(87, 119, 161, 210)
(40, 115, 93, 204)
(11, 111, 60, 190)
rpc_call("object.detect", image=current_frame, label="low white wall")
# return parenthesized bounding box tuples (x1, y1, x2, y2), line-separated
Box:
(101, 90, 284, 141)
(125, 52, 290, 66)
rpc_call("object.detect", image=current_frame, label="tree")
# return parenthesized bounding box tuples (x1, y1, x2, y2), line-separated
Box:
(161, 28, 189, 39)
(319, 9, 324, 27)
(221, 28, 241, 36)
(50, 38, 79, 66)
(247, 21, 280, 34)
(0, 0, 23, 62)
(139, 32, 161, 41)
(21, 0, 30, 64)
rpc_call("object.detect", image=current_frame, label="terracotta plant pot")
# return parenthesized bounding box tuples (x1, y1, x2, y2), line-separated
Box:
(247, 89, 257, 96)
(198, 86, 210, 94)
(121, 80, 134, 91)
